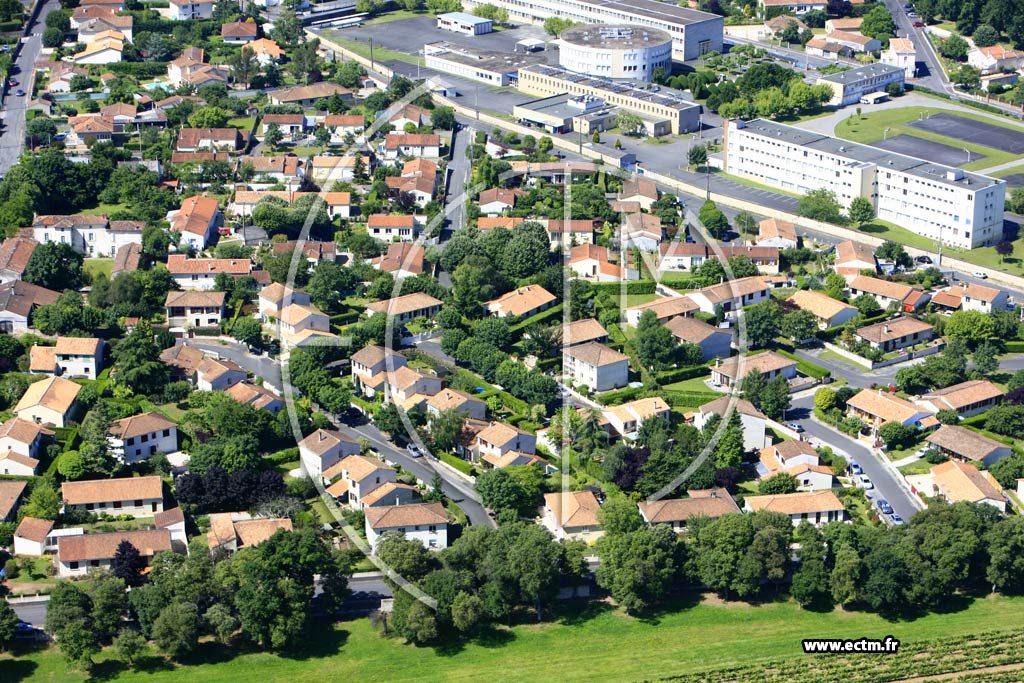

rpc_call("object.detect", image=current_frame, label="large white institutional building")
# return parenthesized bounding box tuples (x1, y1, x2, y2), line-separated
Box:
(723, 119, 1005, 250)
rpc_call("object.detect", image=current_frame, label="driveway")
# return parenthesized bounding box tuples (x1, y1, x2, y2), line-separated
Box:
(791, 393, 922, 521)
(187, 339, 283, 390)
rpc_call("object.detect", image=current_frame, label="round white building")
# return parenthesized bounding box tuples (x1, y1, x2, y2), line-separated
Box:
(558, 24, 673, 81)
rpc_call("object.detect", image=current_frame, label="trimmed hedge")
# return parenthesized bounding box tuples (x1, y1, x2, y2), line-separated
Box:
(509, 303, 564, 333)
(265, 447, 299, 466)
(1005, 341, 1024, 353)
(439, 451, 474, 476)
(773, 348, 831, 380)
(350, 396, 379, 416)
(330, 311, 361, 326)
(102, 62, 170, 78)
(656, 364, 710, 385)
(816, 312, 888, 341)
(659, 277, 704, 291)
(591, 280, 657, 296)
(600, 384, 649, 406)
(662, 390, 720, 408)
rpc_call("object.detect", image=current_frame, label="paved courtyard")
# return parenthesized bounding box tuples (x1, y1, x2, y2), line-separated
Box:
(872, 133, 983, 166)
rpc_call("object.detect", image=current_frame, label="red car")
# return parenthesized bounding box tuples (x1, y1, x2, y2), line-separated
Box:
(913, 20, 925, 27)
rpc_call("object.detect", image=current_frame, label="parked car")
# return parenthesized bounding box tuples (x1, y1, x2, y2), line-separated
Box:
(14, 89, 23, 97)
(913, 20, 925, 26)
(915, 255, 932, 264)
(406, 443, 423, 458)
(973, 271, 988, 279)
(876, 499, 894, 515)
(860, 475, 874, 490)
(7, 78, 16, 86)
(849, 461, 863, 476)
(786, 422, 805, 433)
(889, 513, 905, 525)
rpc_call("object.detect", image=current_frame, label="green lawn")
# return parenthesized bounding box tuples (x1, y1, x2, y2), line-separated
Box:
(84, 259, 112, 280)
(662, 376, 713, 393)
(622, 293, 657, 307)
(227, 117, 256, 131)
(834, 106, 1024, 171)
(321, 32, 421, 66)
(899, 457, 934, 476)
(12, 594, 1024, 683)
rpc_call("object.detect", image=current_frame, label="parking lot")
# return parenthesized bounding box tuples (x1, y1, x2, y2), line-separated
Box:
(1000, 173, 1024, 189)
(908, 112, 1024, 154)
(872, 133, 984, 166)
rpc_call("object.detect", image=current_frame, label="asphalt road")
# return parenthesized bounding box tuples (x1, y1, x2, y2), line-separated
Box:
(442, 117, 473, 238)
(0, 0, 60, 174)
(790, 393, 921, 522)
(186, 339, 284, 390)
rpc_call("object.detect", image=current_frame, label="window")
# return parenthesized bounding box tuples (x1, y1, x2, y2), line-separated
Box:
(113, 501, 122, 509)
(69, 561, 79, 570)
(134, 499, 142, 507)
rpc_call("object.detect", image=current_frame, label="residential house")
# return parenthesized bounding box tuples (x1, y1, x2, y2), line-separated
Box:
(484, 284, 556, 319)
(365, 502, 449, 550)
(14, 376, 80, 427)
(684, 276, 772, 315)
(381, 133, 441, 160)
(271, 239, 343, 264)
(56, 529, 172, 578)
(169, 0, 213, 20)
(30, 337, 104, 379)
(0, 480, 27, 521)
(427, 388, 487, 421)
(350, 345, 407, 397)
(564, 342, 630, 392)
(638, 488, 740, 531)
(111, 243, 142, 277)
(334, 455, 397, 509)
(482, 451, 549, 470)
(664, 316, 732, 361)
(308, 154, 373, 183)
(0, 446, 38, 476)
(931, 460, 1005, 511)
(0, 417, 49, 465)
(166, 195, 222, 250)
(360, 482, 419, 508)
(382, 103, 431, 129)
(31, 214, 143, 257)
(569, 244, 637, 281)
(225, 382, 285, 413)
(270, 303, 331, 347)
(67, 115, 115, 145)
(621, 212, 663, 251)
(323, 114, 365, 142)
(757, 440, 835, 490)
(195, 358, 246, 391)
(601, 397, 671, 440)
(882, 37, 916, 78)
(827, 29, 880, 54)
(176, 127, 244, 152)
(693, 396, 767, 451)
(166, 254, 248, 291)
(100, 102, 136, 129)
(710, 351, 797, 389)
(74, 36, 124, 64)
(164, 290, 227, 328)
(758, 0, 828, 16)
(258, 283, 310, 319)
(624, 295, 698, 326)
(62, 475, 164, 518)
(957, 282, 1009, 313)
(478, 188, 527, 215)
(247, 38, 285, 66)
(969, 44, 1024, 73)
(756, 217, 797, 249)
(0, 237, 36, 283)
(743, 490, 846, 526)
(221, 20, 257, 44)
(475, 422, 537, 462)
(159, 343, 205, 381)
(916, 380, 1004, 418)
(787, 289, 858, 329)
(541, 491, 603, 542)
(847, 275, 928, 312)
(846, 389, 933, 433)
(385, 164, 438, 207)
(855, 316, 934, 352)
(207, 514, 293, 553)
(385, 366, 443, 407)
(365, 292, 443, 323)
(14, 517, 82, 556)
(45, 63, 90, 93)
(268, 82, 353, 106)
(0, 280, 60, 333)
(239, 155, 304, 183)
(262, 113, 310, 140)
(559, 318, 609, 347)
(543, 219, 597, 250)
(299, 428, 360, 479)
(108, 412, 177, 464)
(618, 177, 658, 210)
(366, 214, 419, 242)
(155, 508, 187, 550)
(370, 242, 425, 280)
(926, 425, 1013, 467)
(834, 240, 877, 278)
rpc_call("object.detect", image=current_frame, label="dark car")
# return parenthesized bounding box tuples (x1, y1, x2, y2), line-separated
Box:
(15, 89, 24, 97)
(915, 255, 933, 264)
(913, 20, 925, 27)
(7, 78, 16, 86)
(877, 499, 894, 515)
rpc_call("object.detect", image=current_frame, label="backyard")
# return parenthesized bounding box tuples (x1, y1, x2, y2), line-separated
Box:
(9, 594, 1024, 683)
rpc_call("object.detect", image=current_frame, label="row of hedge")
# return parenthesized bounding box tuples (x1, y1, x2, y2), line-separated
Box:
(264, 447, 299, 466)
(773, 349, 831, 380)
(655, 364, 710, 385)
(102, 62, 170, 79)
(439, 451, 474, 476)
(662, 390, 720, 408)
(509, 303, 564, 333)
(816, 311, 889, 342)
(591, 281, 657, 296)
(350, 395, 379, 416)
(330, 310, 361, 326)
(1005, 341, 1024, 353)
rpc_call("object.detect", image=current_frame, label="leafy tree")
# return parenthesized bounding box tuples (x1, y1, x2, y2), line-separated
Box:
(0, 597, 20, 651)
(758, 472, 797, 494)
(972, 340, 1000, 376)
(876, 240, 912, 268)
(87, 573, 127, 642)
(596, 525, 680, 613)
(688, 144, 708, 170)
(613, 111, 645, 136)
(798, 188, 842, 223)
(429, 408, 465, 453)
(946, 309, 996, 342)
(831, 542, 862, 606)
(860, 4, 896, 38)
(848, 196, 875, 226)
(740, 370, 768, 409)
(472, 3, 508, 23)
(23, 241, 86, 291)
(852, 293, 881, 317)
(879, 421, 915, 449)
(734, 210, 758, 236)
(153, 602, 199, 659)
(986, 516, 1024, 592)
(475, 467, 532, 517)
(22, 483, 60, 519)
(204, 603, 239, 644)
(46, 582, 99, 663)
(271, 8, 303, 43)
(781, 309, 818, 344)
(972, 24, 999, 47)
(111, 540, 144, 587)
(231, 316, 264, 350)
(543, 16, 576, 36)
(743, 301, 782, 348)
(939, 34, 970, 60)
(112, 628, 146, 665)
(451, 592, 484, 632)
(188, 107, 230, 129)
(950, 64, 982, 89)
(475, 316, 511, 348)
(112, 320, 168, 395)
(996, 240, 1014, 262)
(760, 375, 791, 421)
(698, 200, 729, 238)
(815, 387, 837, 413)
(791, 523, 831, 608)
(264, 123, 283, 148)
(598, 495, 644, 535)
(635, 308, 676, 370)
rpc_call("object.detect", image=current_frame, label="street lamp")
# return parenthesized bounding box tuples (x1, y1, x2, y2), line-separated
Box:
(964, 148, 971, 164)
(883, 127, 892, 140)
(369, 37, 374, 72)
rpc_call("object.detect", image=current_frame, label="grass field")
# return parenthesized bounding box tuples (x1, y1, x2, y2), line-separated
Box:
(322, 32, 420, 66)
(662, 376, 714, 393)
(834, 106, 1024, 172)
(11, 594, 1024, 683)
(83, 259, 112, 280)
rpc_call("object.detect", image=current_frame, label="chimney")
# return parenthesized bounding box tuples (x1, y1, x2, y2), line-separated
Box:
(319, 431, 325, 442)
(883, 324, 889, 334)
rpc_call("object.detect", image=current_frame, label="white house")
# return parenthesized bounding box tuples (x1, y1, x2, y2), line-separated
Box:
(333, 454, 398, 509)
(0, 417, 49, 474)
(693, 396, 767, 452)
(366, 214, 420, 242)
(484, 284, 556, 319)
(29, 338, 105, 379)
(621, 212, 663, 251)
(61, 476, 164, 518)
(931, 460, 1005, 512)
(207, 513, 292, 553)
(14, 517, 85, 557)
(165, 290, 227, 328)
(601, 397, 671, 440)
(299, 428, 361, 479)
(475, 422, 537, 462)
(569, 244, 637, 282)
(108, 412, 177, 464)
(168, 0, 213, 20)
(167, 196, 222, 250)
(365, 502, 449, 550)
(541, 491, 603, 542)
(663, 317, 732, 361)
(426, 388, 487, 421)
(709, 351, 797, 389)
(881, 37, 916, 78)
(14, 376, 81, 428)
(196, 358, 247, 392)
(743, 490, 847, 526)
(957, 282, 1009, 314)
(225, 382, 285, 413)
(638, 488, 740, 531)
(757, 440, 835, 491)
(684, 276, 771, 315)
(564, 342, 630, 392)
(32, 214, 143, 257)
(350, 345, 408, 397)
(166, 255, 249, 291)
(56, 529, 172, 578)
(787, 289, 858, 329)
(926, 425, 1013, 468)
(258, 283, 310, 319)
(916, 380, 1004, 419)
(381, 133, 441, 160)
(755, 218, 798, 249)
(365, 293, 443, 324)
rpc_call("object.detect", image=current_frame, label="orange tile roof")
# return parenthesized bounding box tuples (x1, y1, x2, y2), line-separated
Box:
(62, 475, 162, 505)
(15, 515, 53, 543)
(109, 412, 175, 440)
(365, 501, 448, 529)
(14, 376, 81, 416)
(485, 285, 556, 317)
(59, 529, 171, 562)
(544, 491, 601, 528)
(932, 460, 1003, 503)
(712, 351, 796, 381)
(927, 425, 1008, 462)
(639, 488, 739, 523)
(564, 341, 629, 368)
(918, 380, 1003, 412)
(744, 490, 845, 514)
(856, 317, 933, 343)
(788, 289, 856, 321)
(366, 292, 442, 317)
(0, 480, 27, 519)
(846, 389, 923, 424)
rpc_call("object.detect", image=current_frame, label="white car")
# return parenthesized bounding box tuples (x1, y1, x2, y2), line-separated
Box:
(860, 475, 874, 490)
(973, 271, 988, 279)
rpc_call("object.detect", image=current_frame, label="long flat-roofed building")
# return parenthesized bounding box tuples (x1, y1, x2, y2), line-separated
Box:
(518, 64, 701, 134)
(423, 41, 547, 86)
(723, 119, 1005, 249)
(816, 62, 904, 106)
(461, 0, 723, 60)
